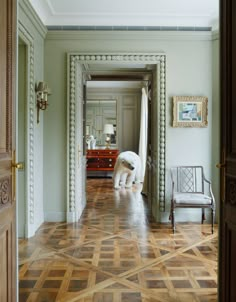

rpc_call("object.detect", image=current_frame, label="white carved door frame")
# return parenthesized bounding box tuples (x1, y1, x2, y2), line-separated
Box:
(18, 22, 35, 237)
(67, 53, 166, 222)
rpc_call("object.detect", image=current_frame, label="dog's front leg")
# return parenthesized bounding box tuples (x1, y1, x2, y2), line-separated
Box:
(113, 171, 121, 189)
(120, 173, 128, 187)
(125, 173, 134, 188)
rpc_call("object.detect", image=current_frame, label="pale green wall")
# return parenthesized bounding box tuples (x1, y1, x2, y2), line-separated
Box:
(43, 44, 68, 221)
(44, 31, 219, 222)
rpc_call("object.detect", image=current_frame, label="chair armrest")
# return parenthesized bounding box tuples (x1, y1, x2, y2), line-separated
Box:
(203, 175, 215, 207)
(202, 170, 211, 185)
(203, 176, 211, 185)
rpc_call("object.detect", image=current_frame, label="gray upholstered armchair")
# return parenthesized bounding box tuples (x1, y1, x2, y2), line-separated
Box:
(169, 166, 215, 233)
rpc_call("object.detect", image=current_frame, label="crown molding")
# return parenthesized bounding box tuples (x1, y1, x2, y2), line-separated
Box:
(42, 14, 215, 28)
(19, 0, 47, 38)
(46, 30, 213, 42)
(32, 0, 218, 28)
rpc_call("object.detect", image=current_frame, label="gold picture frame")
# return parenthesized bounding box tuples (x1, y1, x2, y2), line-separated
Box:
(172, 96, 208, 128)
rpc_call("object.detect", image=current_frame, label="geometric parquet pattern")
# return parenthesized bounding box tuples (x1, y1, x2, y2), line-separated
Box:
(19, 178, 218, 302)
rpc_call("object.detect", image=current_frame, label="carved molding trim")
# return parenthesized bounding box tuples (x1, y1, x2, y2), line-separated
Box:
(68, 53, 166, 219)
(68, 55, 76, 215)
(0, 178, 10, 206)
(228, 179, 236, 206)
(158, 57, 166, 211)
(18, 22, 35, 224)
(6, 0, 15, 153)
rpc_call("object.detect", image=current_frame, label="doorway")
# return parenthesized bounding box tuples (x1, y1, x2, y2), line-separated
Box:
(67, 53, 167, 223)
(85, 79, 145, 176)
(85, 78, 152, 216)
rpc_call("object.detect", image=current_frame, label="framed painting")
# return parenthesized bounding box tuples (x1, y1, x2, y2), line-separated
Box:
(172, 96, 208, 127)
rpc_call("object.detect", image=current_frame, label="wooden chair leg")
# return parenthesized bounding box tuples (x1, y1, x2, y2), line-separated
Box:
(211, 208, 215, 234)
(169, 200, 175, 232)
(201, 208, 206, 224)
(172, 208, 176, 233)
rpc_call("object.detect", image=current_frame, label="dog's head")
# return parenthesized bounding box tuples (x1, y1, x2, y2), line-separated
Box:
(121, 159, 135, 171)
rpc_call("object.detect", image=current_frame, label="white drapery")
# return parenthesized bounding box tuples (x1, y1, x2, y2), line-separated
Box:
(138, 87, 148, 182)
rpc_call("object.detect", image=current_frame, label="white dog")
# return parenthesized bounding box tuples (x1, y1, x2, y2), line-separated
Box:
(113, 151, 142, 189)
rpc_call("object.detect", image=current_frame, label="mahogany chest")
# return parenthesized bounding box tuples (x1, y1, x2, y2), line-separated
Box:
(86, 149, 119, 171)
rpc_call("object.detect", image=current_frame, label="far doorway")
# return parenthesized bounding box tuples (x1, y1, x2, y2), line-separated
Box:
(85, 80, 147, 181)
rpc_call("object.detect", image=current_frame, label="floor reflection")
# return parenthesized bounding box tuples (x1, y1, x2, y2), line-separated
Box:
(18, 178, 218, 302)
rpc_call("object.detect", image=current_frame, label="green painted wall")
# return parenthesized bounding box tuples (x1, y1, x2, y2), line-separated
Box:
(44, 31, 219, 222)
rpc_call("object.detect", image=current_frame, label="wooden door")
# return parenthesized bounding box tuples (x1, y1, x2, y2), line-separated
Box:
(219, 0, 236, 301)
(0, 0, 17, 301)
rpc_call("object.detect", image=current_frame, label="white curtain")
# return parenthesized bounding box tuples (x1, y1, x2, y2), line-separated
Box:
(138, 87, 148, 182)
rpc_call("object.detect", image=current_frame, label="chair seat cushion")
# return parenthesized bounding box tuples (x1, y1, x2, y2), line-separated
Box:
(173, 193, 212, 205)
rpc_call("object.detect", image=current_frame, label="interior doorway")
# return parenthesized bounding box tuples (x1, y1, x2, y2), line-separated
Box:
(85, 79, 147, 180)
(67, 53, 167, 223)
(84, 78, 153, 217)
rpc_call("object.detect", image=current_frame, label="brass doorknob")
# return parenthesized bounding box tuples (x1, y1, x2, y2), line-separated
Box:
(216, 163, 226, 169)
(12, 162, 24, 170)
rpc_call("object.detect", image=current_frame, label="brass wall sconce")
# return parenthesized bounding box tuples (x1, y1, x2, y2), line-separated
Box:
(35, 81, 51, 123)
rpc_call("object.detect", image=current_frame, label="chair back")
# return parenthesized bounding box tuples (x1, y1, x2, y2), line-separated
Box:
(171, 166, 204, 194)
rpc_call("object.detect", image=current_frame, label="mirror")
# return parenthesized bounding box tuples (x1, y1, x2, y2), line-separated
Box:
(86, 100, 117, 146)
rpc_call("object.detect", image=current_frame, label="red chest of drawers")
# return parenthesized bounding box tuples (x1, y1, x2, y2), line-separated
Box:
(86, 149, 119, 171)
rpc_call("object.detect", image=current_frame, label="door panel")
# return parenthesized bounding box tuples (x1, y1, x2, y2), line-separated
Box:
(220, 0, 236, 301)
(0, 0, 17, 301)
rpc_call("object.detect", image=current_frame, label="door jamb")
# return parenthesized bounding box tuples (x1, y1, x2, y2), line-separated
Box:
(18, 22, 35, 237)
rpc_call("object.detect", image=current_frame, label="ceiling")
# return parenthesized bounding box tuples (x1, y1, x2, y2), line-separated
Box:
(29, 0, 219, 29)
(29, 1, 219, 89)
(87, 81, 144, 89)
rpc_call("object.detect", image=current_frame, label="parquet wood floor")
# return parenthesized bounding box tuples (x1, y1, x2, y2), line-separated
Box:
(19, 178, 218, 302)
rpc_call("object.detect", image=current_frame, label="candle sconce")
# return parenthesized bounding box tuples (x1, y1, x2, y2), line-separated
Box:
(35, 81, 51, 123)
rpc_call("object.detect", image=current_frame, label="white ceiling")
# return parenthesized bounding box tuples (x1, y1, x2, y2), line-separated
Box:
(30, 0, 219, 29)
(87, 81, 144, 89)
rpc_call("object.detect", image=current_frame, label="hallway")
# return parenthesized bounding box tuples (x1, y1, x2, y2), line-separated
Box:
(19, 179, 218, 302)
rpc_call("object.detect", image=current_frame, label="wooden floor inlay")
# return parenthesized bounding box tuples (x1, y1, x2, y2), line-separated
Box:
(19, 178, 218, 301)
